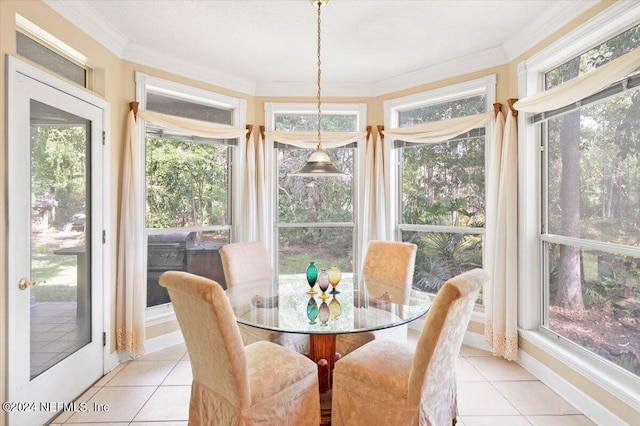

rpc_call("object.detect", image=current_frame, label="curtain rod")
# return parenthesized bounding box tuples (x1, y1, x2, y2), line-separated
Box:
(507, 98, 518, 117)
(129, 101, 139, 120)
(493, 102, 502, 117)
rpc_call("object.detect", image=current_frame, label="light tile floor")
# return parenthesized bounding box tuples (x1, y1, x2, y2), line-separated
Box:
(51, 330, 597, 426)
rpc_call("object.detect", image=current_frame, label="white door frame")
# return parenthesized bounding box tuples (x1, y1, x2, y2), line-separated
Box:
(5, 55, 111, 424)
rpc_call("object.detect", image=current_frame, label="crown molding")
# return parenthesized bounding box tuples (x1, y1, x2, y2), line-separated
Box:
(254, 80, 374, 97)
(43, 0, 616, 98)
(502, 0, 601, 62)
(43, 0, 128, 56)
(256, 47, 506, 97)
(370, 46, 507, 97)
(123, 42, 257, 96)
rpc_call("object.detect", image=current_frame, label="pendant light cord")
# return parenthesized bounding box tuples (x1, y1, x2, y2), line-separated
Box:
(316, 1, 322, 151)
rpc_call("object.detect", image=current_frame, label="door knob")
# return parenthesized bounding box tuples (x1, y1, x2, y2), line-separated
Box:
(18, 278, 45, 290)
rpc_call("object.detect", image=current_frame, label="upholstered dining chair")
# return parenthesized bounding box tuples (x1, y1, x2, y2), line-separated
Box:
(331, 268, 490, 426)
(336, 240, 418, 356)
(219, 241, 309, 353)
(159, 271, 320, 426)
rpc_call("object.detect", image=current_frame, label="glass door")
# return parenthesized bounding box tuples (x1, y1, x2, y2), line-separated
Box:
(7, 57, 106, 426)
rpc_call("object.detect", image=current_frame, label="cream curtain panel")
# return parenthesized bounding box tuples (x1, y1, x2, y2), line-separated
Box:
(264, 130, 367, 149)
(383, 111, 494, 143)
(137, 110, 248, 139)
(244, 131, 268, 242)
(484, 107, 518, 360)
(515, 47, 640, 112)
(116, 110, 145, 356)
(116, 106, 248, 355)
(361, 130, 386, 264)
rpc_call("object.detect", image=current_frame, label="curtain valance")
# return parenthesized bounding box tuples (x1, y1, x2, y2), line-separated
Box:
(137, 110, 247, 139)
(382, 111, 494, 144)
(264, 130, 368, 149)
(514, 47, 640, 113)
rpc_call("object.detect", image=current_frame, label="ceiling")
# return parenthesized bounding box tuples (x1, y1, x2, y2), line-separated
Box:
(43, 0, 600, 96)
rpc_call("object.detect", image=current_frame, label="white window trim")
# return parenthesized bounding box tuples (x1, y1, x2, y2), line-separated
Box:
(517, 0, 640, 412)
(383, 75, 496, 239)
(264, 102, 367, 270)
(383, 75, 495, 319)
(135, 71, 247, 325)
(16, 14, 89, 66)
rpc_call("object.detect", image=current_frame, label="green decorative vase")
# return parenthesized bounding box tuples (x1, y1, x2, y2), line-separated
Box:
(306, 261, 318, 294)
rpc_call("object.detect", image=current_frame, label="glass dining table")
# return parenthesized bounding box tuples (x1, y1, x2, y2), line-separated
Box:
(225, 273, 432, 393)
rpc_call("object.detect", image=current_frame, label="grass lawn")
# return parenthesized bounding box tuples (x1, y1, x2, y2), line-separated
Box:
(32, 284, 77, 302)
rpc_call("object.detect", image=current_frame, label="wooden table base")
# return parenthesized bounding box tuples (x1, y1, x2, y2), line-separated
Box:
(308, 334, 341, 394)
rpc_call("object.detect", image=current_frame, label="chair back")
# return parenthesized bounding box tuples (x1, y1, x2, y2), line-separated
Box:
(159, 271, 251, 410)
(407, 268, 489, 421)
(362, 241, 417, 303)
(220, 241, 273, 288)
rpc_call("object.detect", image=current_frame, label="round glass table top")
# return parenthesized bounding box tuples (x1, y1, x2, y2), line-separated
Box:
(225, 274, 432, 335)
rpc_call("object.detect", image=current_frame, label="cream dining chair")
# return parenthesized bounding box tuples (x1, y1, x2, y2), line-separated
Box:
(336, 240, 418, 356)
(219, 241, 309, 353)
(331, 268, 490, 426)
(159, 271, 320, 426)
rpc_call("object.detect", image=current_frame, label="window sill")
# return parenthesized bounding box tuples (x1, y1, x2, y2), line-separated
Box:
(145, 303, 176, 327)
(519, 329, 640, 413)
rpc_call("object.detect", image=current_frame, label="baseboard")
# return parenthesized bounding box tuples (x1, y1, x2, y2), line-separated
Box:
(103, 331, 185, 373)
(144, 330, 185, 354)
(462, 330, 493, 352)
(518, 349, 627, 426)
(104, 350, 120, 373)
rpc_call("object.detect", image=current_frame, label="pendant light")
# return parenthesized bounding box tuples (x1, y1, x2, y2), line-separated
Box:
(290, 0, 345, 177)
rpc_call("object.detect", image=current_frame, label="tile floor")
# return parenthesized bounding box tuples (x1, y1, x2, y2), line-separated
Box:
(51, 330, 597, 426)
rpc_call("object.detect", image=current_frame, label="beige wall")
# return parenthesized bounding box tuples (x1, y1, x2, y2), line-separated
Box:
(1, 1, 637, 425)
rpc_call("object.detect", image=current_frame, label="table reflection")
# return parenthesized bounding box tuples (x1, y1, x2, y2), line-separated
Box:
(226, 274, 431, 336)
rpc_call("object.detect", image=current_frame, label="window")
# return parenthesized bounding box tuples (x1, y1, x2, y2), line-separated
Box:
(15, 16, 89, 87)
(538, 25, 640, 378)
(137, 73, 245, 318)
(385, 76, 495, 299)
(265, 103, 366, 276)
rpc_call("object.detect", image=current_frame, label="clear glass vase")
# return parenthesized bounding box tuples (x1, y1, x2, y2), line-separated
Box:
(318, 268, 330, 299)
(328, 265, 342, 294)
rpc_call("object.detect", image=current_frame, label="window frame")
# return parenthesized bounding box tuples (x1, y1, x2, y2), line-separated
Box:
(15, 14, 91, 88)
(383, 75, 495, 312)
(136, 72, 247, 325)
(517, 0, 640, 413)
(264, 102, 367, 272)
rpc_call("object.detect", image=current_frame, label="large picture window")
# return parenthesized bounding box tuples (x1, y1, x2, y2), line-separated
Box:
(386, 78, 494, 299)
(138, 74, 244, 313)
(266, 103, 365, 275)
(539, 25, 640, 377)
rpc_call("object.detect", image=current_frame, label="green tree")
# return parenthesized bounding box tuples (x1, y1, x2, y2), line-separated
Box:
(146, 138, 228, 228)
(31, 123, 88, 228)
